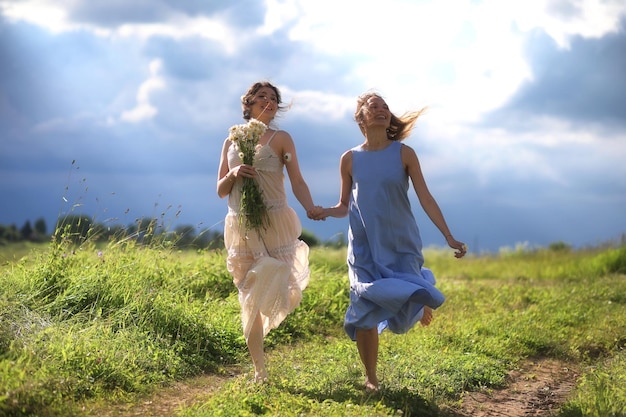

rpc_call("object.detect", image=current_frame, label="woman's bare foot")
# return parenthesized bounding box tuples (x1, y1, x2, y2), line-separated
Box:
(364, 378, 379, 392)
(420, 306, 433, 326)
(254, 370, 268, 384)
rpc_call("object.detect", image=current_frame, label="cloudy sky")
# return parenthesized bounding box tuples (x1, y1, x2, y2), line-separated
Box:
(1, 0, 625, 253)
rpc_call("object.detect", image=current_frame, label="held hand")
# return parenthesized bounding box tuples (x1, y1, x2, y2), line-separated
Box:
(318, 207, 333, 220)
(446, 235, 467, 258)
(307, 205, 326, 221)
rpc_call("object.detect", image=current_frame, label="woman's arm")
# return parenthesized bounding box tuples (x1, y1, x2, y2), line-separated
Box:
(321, 150, 352, 219)
(217, 139, 251, 198)
(279, 131, 317, 213)
(402, 144, 466, 256)
(217, 139, 235, 198)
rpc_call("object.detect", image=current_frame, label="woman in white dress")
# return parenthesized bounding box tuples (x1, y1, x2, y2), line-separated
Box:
(216, 81, 321, 383)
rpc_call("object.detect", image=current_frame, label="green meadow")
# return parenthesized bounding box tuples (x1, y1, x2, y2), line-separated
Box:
(1, 237, 625, 416)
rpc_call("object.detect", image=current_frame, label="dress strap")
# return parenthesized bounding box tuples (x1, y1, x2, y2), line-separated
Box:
(266, 130, 279, 145)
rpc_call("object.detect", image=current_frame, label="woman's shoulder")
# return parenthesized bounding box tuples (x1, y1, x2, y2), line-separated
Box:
(268, 130, 295, 151)
(340, 149, 354, 163)
(399, 142, 420, 165)
(222, 137, 233, 151)
(399, 142, 416, 154)
(273, 129, 293, 140)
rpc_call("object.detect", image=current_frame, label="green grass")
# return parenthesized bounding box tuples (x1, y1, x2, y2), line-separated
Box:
(1, 241, 625, 416)
(0, 241, 45, 267)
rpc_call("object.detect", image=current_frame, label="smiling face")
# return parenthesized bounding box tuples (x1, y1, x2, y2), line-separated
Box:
(355, 93, 391, 132)
(241, 82, 282, 124)
(362, 96, 391, 128)
(249, 87, 278, 122)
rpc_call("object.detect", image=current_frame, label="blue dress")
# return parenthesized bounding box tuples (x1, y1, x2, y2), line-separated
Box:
(344, 141, 445, 341)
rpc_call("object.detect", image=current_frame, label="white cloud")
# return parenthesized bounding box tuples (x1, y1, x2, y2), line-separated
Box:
(280, 86, 355, 121)
(257, 0, 531, 124)
(1, 0, 67, 31)
(6, 0, 624, 114)
(121, 59, 165, 123)
(270, 0, 626, 125)
(0, 1, 242, 53)
(259, 0, 300, 35)
(115, 15, 240, 54)
(417, 114, 626, 196)
(512, 0, 626, 48)
(0, 0, 111, 35)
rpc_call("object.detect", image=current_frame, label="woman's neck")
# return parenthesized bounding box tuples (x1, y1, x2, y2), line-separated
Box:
(362, 128, 390, 150)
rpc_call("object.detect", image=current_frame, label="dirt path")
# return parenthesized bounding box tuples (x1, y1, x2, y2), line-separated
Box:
(82, 369, 241, 417)
(445, 358, 580, 417)
(85, 358, 579, 417)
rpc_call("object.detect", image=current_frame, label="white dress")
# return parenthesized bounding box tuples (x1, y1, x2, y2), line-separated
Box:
(224, 131, 310, 339)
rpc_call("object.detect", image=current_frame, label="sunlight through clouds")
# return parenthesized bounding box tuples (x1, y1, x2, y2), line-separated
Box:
(277, 0, 533, 122)
(1, 0, 68, 31)
(121, 59, 164, 123)
(0, 0, 110, 35)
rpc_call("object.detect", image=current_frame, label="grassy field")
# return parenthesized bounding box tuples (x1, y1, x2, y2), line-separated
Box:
(1, 239, 625, 416)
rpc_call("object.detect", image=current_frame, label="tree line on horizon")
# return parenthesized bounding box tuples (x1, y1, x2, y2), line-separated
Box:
(0, 217, 49, 244)
(0, 215, 329, 249)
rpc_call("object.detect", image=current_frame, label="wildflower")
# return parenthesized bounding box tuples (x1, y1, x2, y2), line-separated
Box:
(228, 119, 270, 232)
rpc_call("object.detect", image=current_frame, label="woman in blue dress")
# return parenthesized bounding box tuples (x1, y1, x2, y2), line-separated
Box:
(317, 91, 467, 391)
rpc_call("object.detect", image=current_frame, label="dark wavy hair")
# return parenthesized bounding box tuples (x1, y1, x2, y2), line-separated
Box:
(240, 81, 286, 121)
(354, 92, 427, 141)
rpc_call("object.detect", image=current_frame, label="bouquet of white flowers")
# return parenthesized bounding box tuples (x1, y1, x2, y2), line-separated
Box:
(228, 119, 270, 233)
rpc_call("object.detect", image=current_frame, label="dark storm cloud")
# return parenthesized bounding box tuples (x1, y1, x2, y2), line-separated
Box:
(65, 0, 265, 28)
(0, 19, 69, 124)
(0, 17, 190, 178)
(144, 30, 295, 82)
(0, 17, 143, 128)
(484, 18, 626, 129)
(145, 37, 226, 81)
(68, 0, 173, 25)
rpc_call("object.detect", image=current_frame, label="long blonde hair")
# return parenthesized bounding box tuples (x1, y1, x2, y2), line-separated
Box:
(354, 92, 427, 141)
